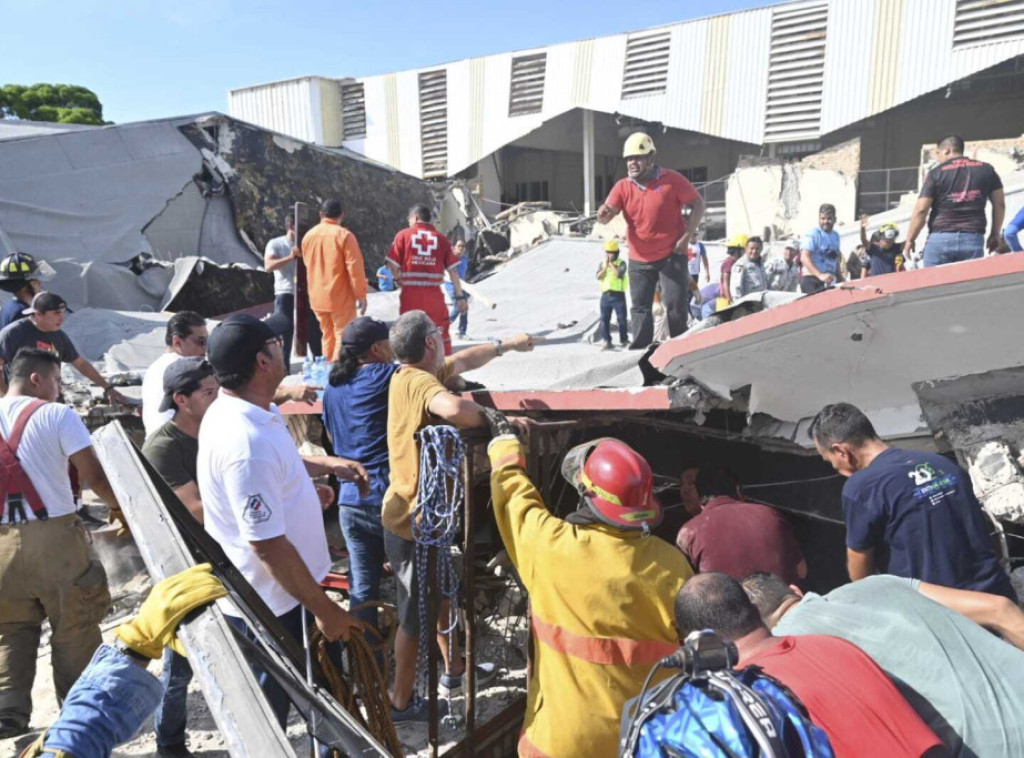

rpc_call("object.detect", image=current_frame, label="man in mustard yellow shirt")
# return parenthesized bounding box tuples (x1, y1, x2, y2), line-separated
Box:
(382, 309, 533, 721)
(299, 199, 367, 360)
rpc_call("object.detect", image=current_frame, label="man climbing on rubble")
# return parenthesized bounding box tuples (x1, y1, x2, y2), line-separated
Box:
(597, 133, 705, 349)
(811, 402, 1016, 600)
(905, 134, 1005, 267)
(197, 313, 369, 727)
(675, 573, 945, 756)
(676, 465, 806, 584)
(743, 571, 1024, 757)
(728, 236, 768, 300)
(799, 203, 843, 294)
(0, 348, 120, 739)
(300, 199, 367, 361)
(766, 240, 801, 292)
(141, 357, 218, 757)
(383, 310, 533, 721)
(0, 253, 54, 330)
(141, 311, 207, 437)
(386, 204, 468, 356)
(483, 421, 692, 756)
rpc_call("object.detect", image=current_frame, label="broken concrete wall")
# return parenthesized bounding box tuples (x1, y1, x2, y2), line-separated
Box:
(179, 115, 434, 278)
(726, 138, 860, 241)
(919, 134, 1024, 189)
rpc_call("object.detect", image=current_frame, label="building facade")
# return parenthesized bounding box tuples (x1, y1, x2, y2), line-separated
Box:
(228, 0, 1024, 217)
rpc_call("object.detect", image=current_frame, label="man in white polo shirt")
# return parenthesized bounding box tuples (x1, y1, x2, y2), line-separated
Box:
(0, 348, 120, 739)
(197, 313, 368, 726)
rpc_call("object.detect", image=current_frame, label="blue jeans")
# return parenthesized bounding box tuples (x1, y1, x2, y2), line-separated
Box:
(153, 648, 192, 747)
(600, 291, 628, 344)
(274, 293, 295, 365)
(448, 302, 468, 337)
(338, 505, 385, 631)
(44, 644, 164, 756)
(923, 231, 984, 267)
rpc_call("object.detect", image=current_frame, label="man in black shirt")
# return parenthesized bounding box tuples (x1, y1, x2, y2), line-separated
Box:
(905, 134, 1005, 268)
(141, 356, 217, 757)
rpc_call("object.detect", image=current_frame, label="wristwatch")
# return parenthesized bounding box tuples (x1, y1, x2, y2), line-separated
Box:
(114, 637, 150, 663)
(490, 339, 504, 356)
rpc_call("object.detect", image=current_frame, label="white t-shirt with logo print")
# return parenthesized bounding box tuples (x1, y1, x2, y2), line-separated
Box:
(0, 396, 92, 522)
(197, 392, 330, 617)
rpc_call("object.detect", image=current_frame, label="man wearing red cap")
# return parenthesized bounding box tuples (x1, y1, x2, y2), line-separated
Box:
(482, 425, 693, 757)
(386, 204, 467, 355)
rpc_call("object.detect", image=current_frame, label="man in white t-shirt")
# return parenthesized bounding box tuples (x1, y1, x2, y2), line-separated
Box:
(264, 211, 298, 365)
(0, 348, 121, 739)
(141, 311, 208, 437)
(198, 313, 368, 726)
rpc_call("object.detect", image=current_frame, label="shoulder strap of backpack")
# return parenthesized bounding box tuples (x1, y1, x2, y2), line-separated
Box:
(6, 398, 48, 453)
(708, 669, 785, 758)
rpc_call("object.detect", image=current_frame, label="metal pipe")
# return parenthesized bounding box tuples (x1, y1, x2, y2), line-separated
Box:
(301, 606, 319, 757)
(463, 446, 477, 753)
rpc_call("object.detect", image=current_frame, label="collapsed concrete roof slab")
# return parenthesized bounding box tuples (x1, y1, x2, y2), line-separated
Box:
(650, 254, 1024, 444)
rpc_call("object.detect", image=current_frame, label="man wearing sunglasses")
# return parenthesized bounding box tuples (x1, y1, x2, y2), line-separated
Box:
(799, 203, 844, 294)
(142, 311, 208, 437)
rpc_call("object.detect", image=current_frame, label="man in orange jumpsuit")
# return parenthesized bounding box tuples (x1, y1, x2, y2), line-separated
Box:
(300, 198, 367, 360)
(386, 204, 467, 355)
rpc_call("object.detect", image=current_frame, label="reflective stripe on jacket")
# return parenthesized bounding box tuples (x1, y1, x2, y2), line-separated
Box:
(488, 437, 692, 757)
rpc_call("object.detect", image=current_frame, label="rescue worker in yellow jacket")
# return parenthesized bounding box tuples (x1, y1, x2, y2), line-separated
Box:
(483, 419, 693, 757)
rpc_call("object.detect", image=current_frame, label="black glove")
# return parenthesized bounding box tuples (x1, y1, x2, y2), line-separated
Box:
(481, 406, 515, 438)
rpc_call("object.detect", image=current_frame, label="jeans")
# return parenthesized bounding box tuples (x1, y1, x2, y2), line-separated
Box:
(599, 291, 628, 345)
(153, 648, 192, 747)
(43, 644, 164, 756)
(627, 254, 690, 349)
(226, 605, 344, 732)
(274, 293, 295, 367)
(448, 302, 468, 337)
(923, 231, 984, 267)
(338, 505, 385, 631)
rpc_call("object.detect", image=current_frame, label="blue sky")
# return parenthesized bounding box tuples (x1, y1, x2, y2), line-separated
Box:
(3, 0, 774, 124)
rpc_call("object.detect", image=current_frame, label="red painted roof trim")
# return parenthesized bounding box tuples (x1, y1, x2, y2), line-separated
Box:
(651, 253, 1024, 371)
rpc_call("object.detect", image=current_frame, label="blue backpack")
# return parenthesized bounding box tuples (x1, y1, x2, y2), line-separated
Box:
(621, 665, 835, 758)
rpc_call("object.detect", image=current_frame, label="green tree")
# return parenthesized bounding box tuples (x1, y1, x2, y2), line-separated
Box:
(0, 83, 105, 125)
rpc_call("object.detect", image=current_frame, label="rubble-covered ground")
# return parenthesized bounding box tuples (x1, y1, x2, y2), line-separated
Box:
(0, 491, 528, 758)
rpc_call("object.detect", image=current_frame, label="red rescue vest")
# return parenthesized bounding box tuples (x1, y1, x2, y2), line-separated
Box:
(0, 398, 49, 523)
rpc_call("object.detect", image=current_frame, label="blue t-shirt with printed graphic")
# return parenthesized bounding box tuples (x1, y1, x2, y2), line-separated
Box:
(800, 227, 842, 277)
(842, 447, 1014, 600)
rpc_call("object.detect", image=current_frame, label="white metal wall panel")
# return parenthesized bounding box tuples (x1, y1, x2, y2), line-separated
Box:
(895, 0, 955, 107)
(544, 41, 577, 111)
(445, 61, 473, 179)
(359, 77, 389, 166)
(954, 0, 1024, 47)
(615, 26, 678, 125)
(227, 78, 317, 143)
(764, 0, 829, 142)
(819, 0, 877, 135)
(396, 71, 422, 177)
(656, 19, 709, 135)
(621, 29, 673, 98)
(587, 35, 628, 113)
(722, 8, 773, 145)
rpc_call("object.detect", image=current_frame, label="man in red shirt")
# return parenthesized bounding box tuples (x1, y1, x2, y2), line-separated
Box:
(386, 204, 467, 355)
(597, 133, 705, 349)
(675, 466, 806, 585)
(674, 573, 946, 758)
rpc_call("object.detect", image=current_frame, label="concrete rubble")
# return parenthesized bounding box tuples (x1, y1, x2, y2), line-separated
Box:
(967, 441, 1024, 524)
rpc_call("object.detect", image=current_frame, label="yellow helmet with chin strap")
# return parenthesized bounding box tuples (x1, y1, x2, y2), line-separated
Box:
(623, 132, 656, 158)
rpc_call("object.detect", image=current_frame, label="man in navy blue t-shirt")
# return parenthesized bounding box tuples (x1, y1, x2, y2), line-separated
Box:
(321, 316, 398, 631)
(811, 402, 1015, 601)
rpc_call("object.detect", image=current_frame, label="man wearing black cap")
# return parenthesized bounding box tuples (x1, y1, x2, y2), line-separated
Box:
(141, 357, 217, 756)
(197, 313, 368, 726)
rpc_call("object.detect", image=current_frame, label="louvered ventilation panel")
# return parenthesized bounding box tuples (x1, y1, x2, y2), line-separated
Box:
(954, 0, 1024, 48)
(764, 2, 829, 143)
(621, 30, 671, 98)
(418, 70, 448, 178)
(509, 53, 547, 116)
(340, 82, 366, 140)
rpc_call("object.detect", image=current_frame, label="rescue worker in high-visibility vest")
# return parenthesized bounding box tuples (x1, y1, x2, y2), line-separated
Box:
(481, 418, 693, 757)
(596, 239, 629, 350)
(386, 204, 467, 356)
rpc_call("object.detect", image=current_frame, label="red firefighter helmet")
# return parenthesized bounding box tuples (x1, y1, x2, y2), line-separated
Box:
(561, 437, 662, 530)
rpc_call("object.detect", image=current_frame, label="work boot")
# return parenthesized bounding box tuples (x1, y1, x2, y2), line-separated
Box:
(157, 744, 193, 757)
(390, 696, 448, 724)
(601, 341, 612, 351)
(439, 661, 500, 698)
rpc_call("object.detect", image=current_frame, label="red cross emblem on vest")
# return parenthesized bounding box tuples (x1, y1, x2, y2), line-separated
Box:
(411, 229, 438, 258)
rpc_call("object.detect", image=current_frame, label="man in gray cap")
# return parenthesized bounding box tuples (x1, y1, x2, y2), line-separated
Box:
(197, 313, 368, 726)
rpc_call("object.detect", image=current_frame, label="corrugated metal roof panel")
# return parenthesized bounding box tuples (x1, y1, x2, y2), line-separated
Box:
(621, 29, 671, 97)
(227, 78, 317, 143)
(765, 0, 828, 143)
(954, 0, 1024, 47)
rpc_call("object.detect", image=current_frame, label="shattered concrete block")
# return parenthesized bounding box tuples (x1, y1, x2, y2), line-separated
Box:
(967, 440, 1024, 523)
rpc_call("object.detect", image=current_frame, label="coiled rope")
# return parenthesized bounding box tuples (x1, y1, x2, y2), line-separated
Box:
(412, 425, 465, 704)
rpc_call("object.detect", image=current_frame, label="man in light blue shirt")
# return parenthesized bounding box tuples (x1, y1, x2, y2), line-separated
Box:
(799, 203, 843, 294)
(744, 572, 1024, 758)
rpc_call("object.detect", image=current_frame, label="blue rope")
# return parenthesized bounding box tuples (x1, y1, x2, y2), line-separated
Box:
(412, 425, 465, 700)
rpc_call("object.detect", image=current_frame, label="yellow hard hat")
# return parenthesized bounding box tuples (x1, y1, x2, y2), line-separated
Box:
(604, 239, 620, 253)
(623, 132, 656, 158)
(727, 233, 749, 249)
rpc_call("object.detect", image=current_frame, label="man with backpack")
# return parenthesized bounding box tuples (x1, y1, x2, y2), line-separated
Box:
(0, 348, 121, 739)
(673, 573, 945, 757)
